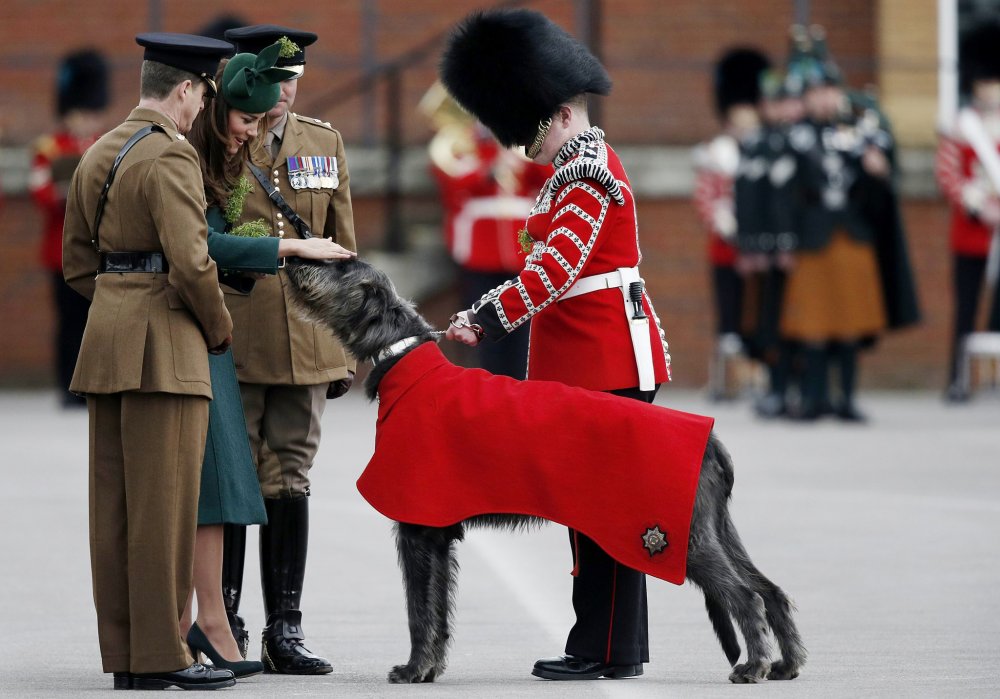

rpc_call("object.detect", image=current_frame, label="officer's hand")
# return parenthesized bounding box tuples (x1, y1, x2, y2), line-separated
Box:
(209, 335, 232, 355)
(326, 371, 355, 399)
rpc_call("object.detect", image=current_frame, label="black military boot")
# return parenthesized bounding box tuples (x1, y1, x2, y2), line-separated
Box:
(222, 523, 249, 659)
(260, 496, 332, 675)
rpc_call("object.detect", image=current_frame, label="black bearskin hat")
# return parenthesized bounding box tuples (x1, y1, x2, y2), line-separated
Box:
(57, 49, 110, 117)
(960, 21, 1000, 94)
(440, 9, 611, 148)
(713, 48, 771, 117)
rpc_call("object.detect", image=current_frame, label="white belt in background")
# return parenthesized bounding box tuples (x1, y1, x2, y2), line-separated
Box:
(560, 266, 655, 391)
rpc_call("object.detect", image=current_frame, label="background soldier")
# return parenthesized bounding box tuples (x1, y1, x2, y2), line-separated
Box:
(781, 26, 918, 421)
(220, 24, 357, 675)
(693, 47, 770, 400)
(62, 32, 236, 690)
(29, 49, 110, 407)
(935, 21, 1000, 402)
(422, 83, 551, 378)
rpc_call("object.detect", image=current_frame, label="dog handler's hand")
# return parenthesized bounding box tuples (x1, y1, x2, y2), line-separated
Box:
(446, 310, 484, 347)
(278, 237, 356, 261)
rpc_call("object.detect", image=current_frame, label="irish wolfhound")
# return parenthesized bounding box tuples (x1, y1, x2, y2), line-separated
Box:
(284, 257, 806, 685)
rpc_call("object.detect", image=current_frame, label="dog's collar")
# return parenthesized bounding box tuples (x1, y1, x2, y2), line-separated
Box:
(372, 336, 422, 366)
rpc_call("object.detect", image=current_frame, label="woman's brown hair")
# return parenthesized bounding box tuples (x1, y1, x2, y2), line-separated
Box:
(188, 59, 266, 210)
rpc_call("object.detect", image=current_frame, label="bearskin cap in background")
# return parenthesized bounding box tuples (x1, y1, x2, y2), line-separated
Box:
(713, 47, 771, 117)
(960, 21, 1000, 94)
(57, 49, 110, 117)
(439, 8, 611, 148)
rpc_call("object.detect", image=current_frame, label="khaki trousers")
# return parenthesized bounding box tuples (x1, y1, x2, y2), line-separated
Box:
(239, 383, 326, 497)
(88, 392, 208, 673)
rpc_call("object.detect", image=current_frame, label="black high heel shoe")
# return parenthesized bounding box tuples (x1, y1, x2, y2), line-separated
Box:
(187, 622, 264, 678)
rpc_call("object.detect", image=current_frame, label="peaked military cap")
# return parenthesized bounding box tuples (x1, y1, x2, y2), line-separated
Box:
(225, 25, 317, 77)
(136, 32, 234, 95)
(440, 9, 611, 149)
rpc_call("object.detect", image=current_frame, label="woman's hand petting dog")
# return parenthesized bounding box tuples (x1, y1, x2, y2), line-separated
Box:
(278, 237, 356, 261)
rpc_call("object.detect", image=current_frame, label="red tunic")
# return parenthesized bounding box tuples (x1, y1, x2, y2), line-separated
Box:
(473, 132, 671, 391)
(30, 131, 98, 271)
(357, 342, 715, 585)
(692, 136, 739, 267)
(935, 128, 1000, 257)
(432, 140, 552, 273)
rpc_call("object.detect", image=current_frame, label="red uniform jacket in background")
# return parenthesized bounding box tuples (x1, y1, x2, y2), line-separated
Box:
(357, 342, 715, 585)
(935, 128, 1000, 257)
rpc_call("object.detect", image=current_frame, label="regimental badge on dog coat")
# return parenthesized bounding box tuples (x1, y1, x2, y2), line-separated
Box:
(357, 342, 714, 585)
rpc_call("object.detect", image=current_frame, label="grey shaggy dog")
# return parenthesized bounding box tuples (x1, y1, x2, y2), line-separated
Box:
(285, 257, 806, 685)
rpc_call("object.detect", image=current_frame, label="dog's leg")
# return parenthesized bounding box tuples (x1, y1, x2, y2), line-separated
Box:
(389, 523, 463, 683)
(389, 523, 451, 683)
(425, 526, 462, 681)
(687, 538, 771, 684)
(688, 439, 771, 683)
(719, 513, 806, 680)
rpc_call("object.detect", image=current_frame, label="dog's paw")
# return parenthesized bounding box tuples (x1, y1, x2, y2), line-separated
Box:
(388, 664, 429, 684)
(729, 660, 769, 684)
(766, 659, 800, 681)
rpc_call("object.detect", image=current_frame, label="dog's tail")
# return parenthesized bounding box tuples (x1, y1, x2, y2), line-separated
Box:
(705, 594, 741, 666)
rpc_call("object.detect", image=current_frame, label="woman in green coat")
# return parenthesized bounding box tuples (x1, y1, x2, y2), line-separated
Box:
(183, 42, 354, 676)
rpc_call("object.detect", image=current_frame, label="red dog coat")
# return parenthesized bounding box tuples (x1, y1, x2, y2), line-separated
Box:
(357, 342, 714, 585)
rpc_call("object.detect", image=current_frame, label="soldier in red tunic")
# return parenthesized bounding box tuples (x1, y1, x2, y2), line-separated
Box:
(29, 49, 110, 406)
(440, 9, 671, 680)
(936, 21, 1000, 402)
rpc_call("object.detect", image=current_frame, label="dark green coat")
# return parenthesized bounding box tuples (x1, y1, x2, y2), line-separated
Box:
(198, 207, 279, 525)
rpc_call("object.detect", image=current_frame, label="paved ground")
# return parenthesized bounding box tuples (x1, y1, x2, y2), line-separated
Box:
(0, 387, 998, 697)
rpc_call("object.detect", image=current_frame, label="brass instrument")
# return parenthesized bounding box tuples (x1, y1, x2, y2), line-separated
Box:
(419, 81, 478, 178)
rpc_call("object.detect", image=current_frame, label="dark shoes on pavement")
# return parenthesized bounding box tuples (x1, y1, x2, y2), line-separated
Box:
(113, 663, 235, 690)
(262, 610, 333, 675)
(532, 655, 643, 680)
(187, 622, 264, 678)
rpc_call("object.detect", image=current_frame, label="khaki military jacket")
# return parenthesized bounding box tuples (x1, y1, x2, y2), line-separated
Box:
(225, 113, 357, 386)
(63, 107, 232, 398)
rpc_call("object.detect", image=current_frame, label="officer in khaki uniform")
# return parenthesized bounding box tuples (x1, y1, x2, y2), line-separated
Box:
(219, 25, 356, 675)
(63, 33, 237, 691)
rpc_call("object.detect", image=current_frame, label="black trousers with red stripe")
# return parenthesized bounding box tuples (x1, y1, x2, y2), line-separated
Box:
(564, 385, 656, 666)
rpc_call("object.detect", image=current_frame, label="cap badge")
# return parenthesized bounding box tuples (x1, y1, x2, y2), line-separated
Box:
(641, 525, 668, 557)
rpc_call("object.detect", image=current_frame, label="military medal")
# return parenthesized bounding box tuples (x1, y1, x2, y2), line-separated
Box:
(287, 157, 306, 189)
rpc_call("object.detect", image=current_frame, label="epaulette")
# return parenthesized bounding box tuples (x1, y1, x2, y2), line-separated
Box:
(549, 139, 625, 205)
(293, 113, 335, 131)
(33, 135, 59, 159)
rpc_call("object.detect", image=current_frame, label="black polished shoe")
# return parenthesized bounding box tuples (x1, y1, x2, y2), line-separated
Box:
(188, 622, 264, 678)
(131, 663, 235, 690)
(532, 655, 643, 680)
(262, 612, 333, 675)
(112, 672, 133, 690)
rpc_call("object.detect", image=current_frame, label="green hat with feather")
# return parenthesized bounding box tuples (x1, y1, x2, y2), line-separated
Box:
(220, 41, 297, 113)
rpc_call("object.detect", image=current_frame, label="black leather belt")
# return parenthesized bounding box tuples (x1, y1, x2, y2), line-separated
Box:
(99, 252, 169, 274)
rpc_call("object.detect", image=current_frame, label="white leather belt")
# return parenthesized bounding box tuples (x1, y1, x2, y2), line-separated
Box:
(559, 267, 656, 391)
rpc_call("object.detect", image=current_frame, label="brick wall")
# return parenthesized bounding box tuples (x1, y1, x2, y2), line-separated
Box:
(0, 0, 876, 147)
